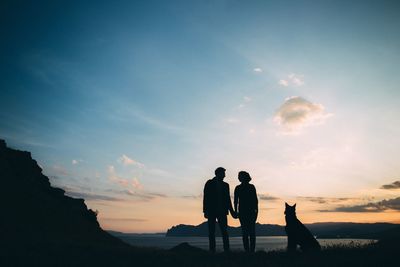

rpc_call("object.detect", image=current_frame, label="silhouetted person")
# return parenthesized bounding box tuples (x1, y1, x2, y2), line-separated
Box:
(203, 167, 236, 252)
(234, 171, 258, 252)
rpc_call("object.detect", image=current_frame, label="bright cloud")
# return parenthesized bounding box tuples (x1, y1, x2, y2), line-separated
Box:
(72, 159, 83, 165)
(244, 96, 252, 102)
(108, 165, 143, 190)
(253, 67, 263, 73)
(279, 79, 289, 86)
(288, 73, 304, 86)
(278, 73, 304, 87)
(118, 154, 144, 167)
(273, 96, 333, 134)
(226, 117, 239, 124)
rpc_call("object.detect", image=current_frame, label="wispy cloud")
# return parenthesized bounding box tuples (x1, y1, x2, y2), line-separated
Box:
(106, 189, 167, 202)
(297, 196, 355, 204)
(52, 164, 69, 176)
(66, 191, 122, 202)
(238, 96, 252, 109)
(180, 194, 202, 199)
(101, 217, 147, 222)
(72, 159, 83, 165)
(108, 165, 143, 190)
(253, 67, 263, 73)
(118, 154, 144, 167)
(258, 194, 280, 201)
(288, 73, 304, 86)
(226, 117, 239, 124)
(110, 105, 184, 134)
(279, 79, 289, 86)
(381, 181, 400, 190)
(273, 96, 333, 134)
(278, 73, 304, 87)
(320, 197, 400, 212)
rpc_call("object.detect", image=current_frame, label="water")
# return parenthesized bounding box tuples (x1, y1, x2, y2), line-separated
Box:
(114, 234, 374, 252)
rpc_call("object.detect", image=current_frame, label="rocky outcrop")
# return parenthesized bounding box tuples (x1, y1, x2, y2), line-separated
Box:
(0, 139, 126, 247)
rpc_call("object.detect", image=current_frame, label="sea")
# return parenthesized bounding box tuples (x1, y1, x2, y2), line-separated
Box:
(113, 234, 375, 252)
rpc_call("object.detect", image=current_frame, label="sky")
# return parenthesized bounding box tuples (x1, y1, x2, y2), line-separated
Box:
(1, 0, 400, 232)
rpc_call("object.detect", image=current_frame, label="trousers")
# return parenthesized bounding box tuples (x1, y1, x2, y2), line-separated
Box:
(207, 214, 229, 252)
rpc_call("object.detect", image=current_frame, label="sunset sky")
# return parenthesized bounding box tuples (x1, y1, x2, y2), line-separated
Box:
(1, 0, 400, 232)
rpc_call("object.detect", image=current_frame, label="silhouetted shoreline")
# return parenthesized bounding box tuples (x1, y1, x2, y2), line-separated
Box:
(165, 221, 400, 239)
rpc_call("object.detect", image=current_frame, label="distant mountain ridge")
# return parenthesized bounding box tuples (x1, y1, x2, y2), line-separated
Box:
(166, 221, 400, 239)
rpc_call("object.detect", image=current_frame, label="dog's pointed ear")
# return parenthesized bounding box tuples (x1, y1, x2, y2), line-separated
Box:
(293, 203, 296, 209)
(285, 202, 289, 208)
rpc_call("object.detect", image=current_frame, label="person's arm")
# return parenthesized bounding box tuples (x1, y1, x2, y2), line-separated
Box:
(253, 185, 258, 220)
(234, 186, 239, 214)
(203, 182, 208, 218)
(227, 184, 236, 218)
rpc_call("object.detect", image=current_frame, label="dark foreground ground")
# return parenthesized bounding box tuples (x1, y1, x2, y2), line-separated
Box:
(2, 238, 398, 267)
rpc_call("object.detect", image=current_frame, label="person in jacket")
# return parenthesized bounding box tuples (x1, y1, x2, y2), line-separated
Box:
(203, 167, 236, 252)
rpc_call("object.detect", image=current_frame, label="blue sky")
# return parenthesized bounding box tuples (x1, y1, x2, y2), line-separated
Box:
(1, 0, 400, 232)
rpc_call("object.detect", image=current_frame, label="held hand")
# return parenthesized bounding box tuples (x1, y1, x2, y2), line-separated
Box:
(231, 211, 238, 219)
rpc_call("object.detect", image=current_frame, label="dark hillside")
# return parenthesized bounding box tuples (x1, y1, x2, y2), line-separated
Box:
(0, 139, 126, 248)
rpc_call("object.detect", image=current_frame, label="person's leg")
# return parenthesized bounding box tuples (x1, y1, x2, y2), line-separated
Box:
(218, 215, 230, 252)
(240, 217, 249, 252)
(249, 219, 256, 252)
(207, 215, 216, 253)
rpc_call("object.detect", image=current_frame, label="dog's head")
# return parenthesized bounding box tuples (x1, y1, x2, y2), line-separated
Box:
(284, 202, 296, 218)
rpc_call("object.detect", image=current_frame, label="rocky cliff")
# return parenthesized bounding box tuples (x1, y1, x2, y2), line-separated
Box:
(0, 139, 126, 247)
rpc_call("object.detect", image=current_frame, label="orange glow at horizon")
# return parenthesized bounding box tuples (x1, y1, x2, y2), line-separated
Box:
(88, 197, 400, 233)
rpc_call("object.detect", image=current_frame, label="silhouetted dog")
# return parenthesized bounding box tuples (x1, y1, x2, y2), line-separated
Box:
(284, 203, 321, 252)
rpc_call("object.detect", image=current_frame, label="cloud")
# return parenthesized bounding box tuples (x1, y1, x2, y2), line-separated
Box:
(320, 197, 400, 212)
(244, 96, 252, 102)
(279, 79, 289, 86)
(118, 154, 144, 167)
(238, 96, 252, 109)
(273, 96, 333, 134)
(288, 73, 304, 86)
(108, 165, 143, 190)
(111, 105, 184, 134)
(101, 217, 147, 222)
(66, 191, 122, 202)
(253, 68, 263, 73)
(180, 194, 202, 199)
(297, 196, 354, 204)
(52, 164, 69, 176)
(72, 159, 83, 165)
(106, 189, 167, 202)
(381, 181, 400, 190)
(278, 73, 304, 87)
(258, 194, 280, 201)
(226, 117, 239, 124)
